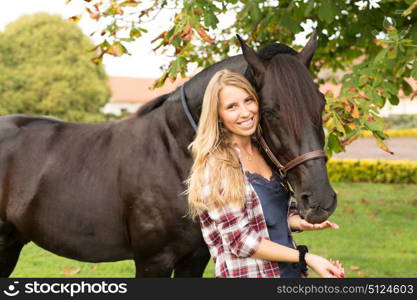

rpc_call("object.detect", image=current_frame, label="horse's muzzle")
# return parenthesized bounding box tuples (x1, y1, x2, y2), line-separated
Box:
(299, 192, 337, 224)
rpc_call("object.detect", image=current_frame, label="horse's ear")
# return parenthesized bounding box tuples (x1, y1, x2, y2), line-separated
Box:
(297, 28, 317, 69)
(236, 34, 267, 86)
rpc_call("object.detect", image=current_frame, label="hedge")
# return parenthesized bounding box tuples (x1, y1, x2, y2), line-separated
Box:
(360, 129, 417, 137)
(328, 159, 417, 184)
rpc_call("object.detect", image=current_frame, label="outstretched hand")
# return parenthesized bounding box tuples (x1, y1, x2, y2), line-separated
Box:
(298, 219, 339, 231)
(288, 215, 339, 231)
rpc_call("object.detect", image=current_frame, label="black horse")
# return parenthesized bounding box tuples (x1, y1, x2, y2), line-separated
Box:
(0, 33, 336, 277)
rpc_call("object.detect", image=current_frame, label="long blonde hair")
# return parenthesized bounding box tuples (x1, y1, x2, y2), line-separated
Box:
(185, 69, 260, 219)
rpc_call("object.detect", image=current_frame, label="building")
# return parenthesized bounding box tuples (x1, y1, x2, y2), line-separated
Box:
(102, 76, 189, 116)
(104, 75, 417, 117)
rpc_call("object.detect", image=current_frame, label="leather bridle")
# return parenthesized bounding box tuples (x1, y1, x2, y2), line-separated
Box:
(180, 85, 328, 194)
(256, 130, 327, 194)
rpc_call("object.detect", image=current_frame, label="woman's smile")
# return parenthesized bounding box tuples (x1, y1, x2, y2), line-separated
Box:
(237, 117, 255, 129)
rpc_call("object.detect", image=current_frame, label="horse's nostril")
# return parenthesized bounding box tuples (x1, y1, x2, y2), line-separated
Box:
(300, 192, 316, 209)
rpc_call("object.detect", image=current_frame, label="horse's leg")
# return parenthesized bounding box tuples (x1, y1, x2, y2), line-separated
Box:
(133, 252, 175, 278)
(173, 244, 211, 277)
(0, 222, 24, 278)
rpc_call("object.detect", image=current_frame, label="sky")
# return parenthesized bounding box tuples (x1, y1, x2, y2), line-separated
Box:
(0, 0, 180, 78)
(0, 0, 312, 79)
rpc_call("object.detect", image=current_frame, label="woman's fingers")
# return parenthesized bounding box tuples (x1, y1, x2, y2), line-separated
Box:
(328, 259, 344, 278)
(301, 220, 340, 230)
(316, 221, 339, 230)
(328, 221, 340, 229)
(329, 263, 344, 278)
(299, 219, 315, 230)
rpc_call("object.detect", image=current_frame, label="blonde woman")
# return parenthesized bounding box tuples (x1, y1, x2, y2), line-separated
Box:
(186, 69, 344, 278)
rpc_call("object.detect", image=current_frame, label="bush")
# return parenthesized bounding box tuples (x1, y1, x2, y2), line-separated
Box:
(328, 159, 417, 184)
(360, 129, 417, 137)
(0, 13, 110, 122)
(383, 114, 417, 130)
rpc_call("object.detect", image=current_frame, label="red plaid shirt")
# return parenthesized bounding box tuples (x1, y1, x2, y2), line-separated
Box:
(198, 150, 300, 278)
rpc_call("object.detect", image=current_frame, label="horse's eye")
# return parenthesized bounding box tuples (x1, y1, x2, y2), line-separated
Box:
(262, 108, 278, 120)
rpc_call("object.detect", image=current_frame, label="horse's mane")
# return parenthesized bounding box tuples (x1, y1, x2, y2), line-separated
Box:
(258, 43, 297, 58)
(267, 53, 323, 141)
(135, 93, 169, 117)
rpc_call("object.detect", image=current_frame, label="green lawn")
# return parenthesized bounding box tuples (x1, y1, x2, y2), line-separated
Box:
(11, 182, 417, 278)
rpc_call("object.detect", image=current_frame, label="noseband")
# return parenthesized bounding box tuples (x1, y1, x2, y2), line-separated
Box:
(180, 85, 328, 194)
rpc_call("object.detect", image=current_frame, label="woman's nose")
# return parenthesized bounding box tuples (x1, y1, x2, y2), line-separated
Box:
(239, 105, 251, 117)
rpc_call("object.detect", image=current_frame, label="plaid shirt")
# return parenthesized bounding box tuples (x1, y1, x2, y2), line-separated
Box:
(198, 150, 300, 278)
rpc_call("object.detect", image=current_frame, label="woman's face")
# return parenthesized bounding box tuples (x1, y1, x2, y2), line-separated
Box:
(218, 85, 259, 142)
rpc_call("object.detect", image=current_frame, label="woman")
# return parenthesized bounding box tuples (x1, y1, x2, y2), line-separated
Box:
(186, 69, 344, 278)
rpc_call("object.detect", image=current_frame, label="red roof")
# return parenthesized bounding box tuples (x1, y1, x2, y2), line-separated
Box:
(108, 76, 189, 103)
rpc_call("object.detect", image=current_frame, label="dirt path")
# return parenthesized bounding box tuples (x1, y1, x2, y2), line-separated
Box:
(333, 137, 417, 161)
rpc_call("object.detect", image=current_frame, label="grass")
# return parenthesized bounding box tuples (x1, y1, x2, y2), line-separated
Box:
(11, 182, 417, 278)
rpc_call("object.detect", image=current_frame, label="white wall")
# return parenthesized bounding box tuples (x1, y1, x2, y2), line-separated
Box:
(101, 102, 143, 116)
(380, 98, 417, 117)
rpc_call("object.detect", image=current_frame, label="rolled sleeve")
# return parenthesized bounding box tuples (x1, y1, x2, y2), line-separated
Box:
(207, 203, 262, 258)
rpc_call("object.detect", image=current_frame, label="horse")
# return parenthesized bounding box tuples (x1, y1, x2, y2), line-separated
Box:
(0, 32, 336, 277)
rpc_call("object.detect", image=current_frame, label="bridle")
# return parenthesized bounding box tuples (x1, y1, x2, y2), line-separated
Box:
(180, 85, 327, 195)
(256, 129, 327, 194)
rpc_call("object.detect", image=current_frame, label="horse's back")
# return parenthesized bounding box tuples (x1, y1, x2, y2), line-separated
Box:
(0, 114, 132, 262)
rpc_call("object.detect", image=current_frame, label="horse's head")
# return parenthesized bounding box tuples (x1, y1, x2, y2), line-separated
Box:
(238, 31, 337, 223)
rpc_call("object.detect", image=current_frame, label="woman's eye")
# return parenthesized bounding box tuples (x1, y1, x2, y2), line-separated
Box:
(245, 97, 253, 103)
(227, 104, 237, 109)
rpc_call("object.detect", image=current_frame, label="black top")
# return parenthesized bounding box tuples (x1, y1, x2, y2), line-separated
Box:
(246, 169, 300, 278)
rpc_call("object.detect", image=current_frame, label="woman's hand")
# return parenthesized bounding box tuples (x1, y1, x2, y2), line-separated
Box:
(305, 253, 345, 278)
(298, 219, 339, 231)
(288, 215, 339, 231)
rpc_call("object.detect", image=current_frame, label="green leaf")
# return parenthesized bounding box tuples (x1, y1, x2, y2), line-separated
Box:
(365, 119, 383, 132)
(130, 28, 142, 38)
(381, 81, 398, 96)
(374, 135, 394, 154)
(318, 0, 337, 23)
(279, 15, 300, 33)
(411, 61, 417, 80)
(168, 63, 177, 79)
(249, 2, 262, 21)
(204, 11, 219, 28)
(387, 46, 398, 59)
(326, 132, 344, 154)
(374, 48, 387, 63)
(402, 79, 413, 96)
(333, 112, 346, 135)
(304, 0, 315, 16)
(388, 94, 400, 105)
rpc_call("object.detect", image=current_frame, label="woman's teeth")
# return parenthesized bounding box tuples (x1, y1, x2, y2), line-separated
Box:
(238, 118, 253, 128)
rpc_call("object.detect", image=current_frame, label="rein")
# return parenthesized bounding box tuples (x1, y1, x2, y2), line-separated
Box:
(180, 84, 327, 194)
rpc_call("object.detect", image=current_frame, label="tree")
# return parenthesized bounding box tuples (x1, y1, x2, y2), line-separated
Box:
(70, 0, 417, 154)
(0, 13, 111, 122)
